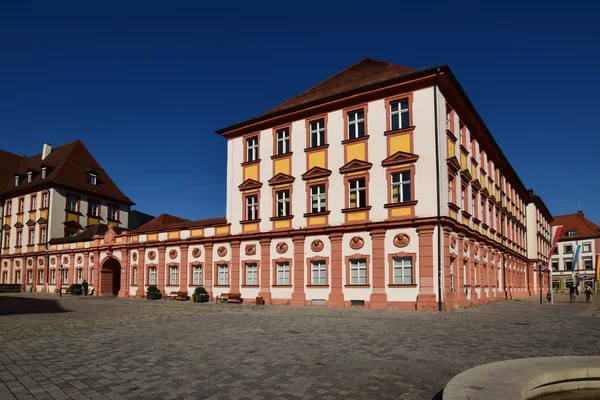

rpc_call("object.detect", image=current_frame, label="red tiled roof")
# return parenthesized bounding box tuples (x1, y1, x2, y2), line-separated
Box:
(263, 57, 416, 116)
(0, 140, 133, 205)
(0, 149, 25, 193)
(133, 213, 227, 233)
(551, 211, 600, 240)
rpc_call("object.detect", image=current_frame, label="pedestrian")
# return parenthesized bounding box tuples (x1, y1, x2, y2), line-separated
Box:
(585, 285, 592, 303)
(82, 280, 89, 296)
(569, 285, 577, 303)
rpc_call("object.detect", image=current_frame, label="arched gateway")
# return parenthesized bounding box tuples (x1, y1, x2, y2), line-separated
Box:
(99, 258, 121, 296)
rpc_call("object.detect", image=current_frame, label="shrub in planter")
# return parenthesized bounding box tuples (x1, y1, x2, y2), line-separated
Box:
(194, 287, 209, 303)
(146, 285, 162, 300)
(69, 284, 83, 295)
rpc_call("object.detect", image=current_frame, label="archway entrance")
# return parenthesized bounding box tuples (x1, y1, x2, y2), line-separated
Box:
(100, 258, 121, 296)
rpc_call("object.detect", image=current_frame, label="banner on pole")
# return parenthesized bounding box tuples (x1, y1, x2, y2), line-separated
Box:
(571, 244, 582, 281)
(596, 255, 600, 281)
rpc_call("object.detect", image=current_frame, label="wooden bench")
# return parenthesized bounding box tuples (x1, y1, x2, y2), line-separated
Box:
(59, 287, 70, 295)
(166, 291, 190, 301)
(216, 293, 242, 304)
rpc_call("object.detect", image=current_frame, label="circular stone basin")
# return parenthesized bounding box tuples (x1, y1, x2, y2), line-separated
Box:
(534, 389, 600, 399)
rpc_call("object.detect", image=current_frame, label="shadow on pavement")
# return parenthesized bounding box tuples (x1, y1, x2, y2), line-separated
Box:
(431, 389, 443, 399)
(0, 296, 71, 316)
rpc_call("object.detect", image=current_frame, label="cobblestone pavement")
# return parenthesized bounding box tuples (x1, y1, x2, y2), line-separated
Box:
(1, 293, 599, 400)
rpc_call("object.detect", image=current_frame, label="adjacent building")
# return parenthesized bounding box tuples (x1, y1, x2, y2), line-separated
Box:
(0, 58, 555, 310)
(550, 210, 600, 292)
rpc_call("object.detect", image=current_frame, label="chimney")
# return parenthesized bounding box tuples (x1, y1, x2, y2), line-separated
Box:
(41, 142, 52, 160)
(578, 210, 584, 217)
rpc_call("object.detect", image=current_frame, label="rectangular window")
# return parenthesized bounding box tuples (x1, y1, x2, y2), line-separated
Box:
(310, 184, 326, 213)
(391, 172, 411, 203)
(246, 137, 258, 162)
(276, 262, 290, 285)
(310, 119, 326, 147)
(565, 278, 574, 288)
(15, 176, 19, 186)
(552, 279, 560, 290)
(393, 257, 413, 284)
(132, 267, 138, 286)
(583, 242, 592, 252)
(27, 270, 33, 284)
(38, 270, 44, 285)
(584, 259, 593, 270)
(16, 271, 21, 284)
(77, 269, 83, 284)
(29, 229, 35, 245)
(19, 199, 24, 213)
(390, 99, 409, 130)
(245, 195, 259, 221)
(169, 266, 178, 285)
(348, 178, 366, 208)
(68, 195, 78, 212)
(565, 260, 573, 271)
(276, 190, 290, 217)
(87, 173, 98, 185)
(551, 260, 559, 272)
(51, 270, 56, 284)
(4, 232, 10, 248)
(218, 264, 229, 285)
(5, 200, 11, 215)
(109, 205, 118, 220)
(347, 109, 365, 139)
(567, 230, 577, 237)
(40, 227, 47, 244)
(63, 269, 68, 285)
(193, 265, 203, 286)
(311, 261, 326, 285)
(41, 167, 47, 179)
(349, 259, 367, 285)
(27, 172, 32, 182)
(42, 192, 49, 208)
(149, 267, 157, 285)
(17, 231, 22, 246)
(245, 263, 258, 285)
(564, 244, 573, 254)
(89, 200, 99, 217)
(554, 245, 559, 255)
(30, 196, 37, 211)
(276, 128, 290, 155)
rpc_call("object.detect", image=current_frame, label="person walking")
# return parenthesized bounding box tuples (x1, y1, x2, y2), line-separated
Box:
(82, 280, 89, 296)
(585, 285, 592, 303)
(569, 285, 577, 303)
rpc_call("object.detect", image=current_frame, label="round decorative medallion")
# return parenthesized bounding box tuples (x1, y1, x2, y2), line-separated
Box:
(51, 258, 56, 266)
(217, 246, 228, 257)
(15, 260, 20, 267)
(450, 236, 457, 249)
(192, 247, 202, 258)
(77, 256, 83, 264)
(62, 257, 69, 264)
(90, 254, 94, 262)
(276, 242, 288, 254)
(311, 239, 324, 252)
(393, 233, 410, 248)
(3, 261, 7, 267)
(169, 249, 178, 259)
(148, 251, 156, 261)
(245, 244, 256, 256)
(349, 236, 364, 250)
(38, 258, 44, 266)
(132, 252, 138, 262)
(27, 259, 33, 267)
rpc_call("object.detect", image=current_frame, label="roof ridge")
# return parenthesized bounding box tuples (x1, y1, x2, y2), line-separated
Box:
(579, 212, 600, 231)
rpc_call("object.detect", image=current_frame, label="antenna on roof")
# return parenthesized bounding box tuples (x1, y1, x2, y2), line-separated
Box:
(578, 202, 581, 211)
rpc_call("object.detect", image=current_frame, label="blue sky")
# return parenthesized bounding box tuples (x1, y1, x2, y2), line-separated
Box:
(1, 1, 598, 224)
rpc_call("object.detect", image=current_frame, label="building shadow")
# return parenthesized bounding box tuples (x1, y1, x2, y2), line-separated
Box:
(431, 389, 444, 399)
(0, 296, 70, 316)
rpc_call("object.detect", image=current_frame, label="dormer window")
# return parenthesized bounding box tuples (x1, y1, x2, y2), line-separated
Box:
(567, 229, 577, 237)
(41, 167, 47, 179)
(15, 176, 20, 186)
(87, 173, 98, 185)
(27, 171, 33, 183)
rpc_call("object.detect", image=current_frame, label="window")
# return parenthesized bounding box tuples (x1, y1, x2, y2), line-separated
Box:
(87, 173, 98, 185)
(276, 190, 290, 217)
(27, 270, 32, 284)
(311, 261, 326, 285)
(276, 262, 290, 285)
(565, 260, 573, 271)
(583, 242, 592, 252)
(27, 171, 33, 183)
(552, 279, 560, 290)
(41, 167, 47, 179)
(15, 176, 20, 186)
(17, 231, 22, 246)
(109, 205, 118, 220)
(30, 196, 36, 211)
(3, 232, 9, 248)
(132, 267, 138, 286)
(276, 128, 290, 155)
(193, 265, 203, 286)
(90, 269, 94, 284)
(51, 270, 56, 284)
(567, 229, 577, 237)
(348, 178, 366, 208)
(245, 195, 259, 220)
(218, 264, 229, 285)
(89, 200, 99, 217)
(5, 200, 11, 215)
(390, 99, 409, 130)
(347, 110, 365, 139)
(149, 267, 157, 285)
(63, 269, 68, 285)
(349, 259, 367, 285)
(554, 245, 559, 255)
(310, 184, 326, 213)
(38, 270, 44, 285)
(42, 192, 49, 208)
(245, 263, 258, 285)
(393, 257, 413, 284)
(40, 227, 47, 244)
(391, 172, 411, 203)
(2, 271, 7, 284)
(29, 229, 35, 245)
(16, 271, 21, 284)
(551, 260, 559, 272)
(310, 119, 326, 147)
(565, 278, 574, 288)
(169, 266, 178, 285)
(66, 230, 77, 237)
(19, 199, 24, 213)
(68, 195, 78, 212)
(564, 244, 573, 254)
(246, 136, 258, 162)
(584, 259, 593, 270)
(77, 269, 83, 284)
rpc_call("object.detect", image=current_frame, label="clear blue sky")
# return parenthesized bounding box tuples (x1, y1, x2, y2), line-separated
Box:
(1, 1, 598, 224)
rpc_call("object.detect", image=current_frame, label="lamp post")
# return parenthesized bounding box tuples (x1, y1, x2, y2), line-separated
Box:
(59, 265, 64, 297)
(538, 262, 544, 305)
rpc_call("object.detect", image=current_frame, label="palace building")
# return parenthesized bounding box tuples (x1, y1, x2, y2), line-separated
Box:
(0, 58, 554, 310)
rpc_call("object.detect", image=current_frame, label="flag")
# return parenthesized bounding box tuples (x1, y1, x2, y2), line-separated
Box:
(596, 255, 600, 281)
(571, 244, 582, 281)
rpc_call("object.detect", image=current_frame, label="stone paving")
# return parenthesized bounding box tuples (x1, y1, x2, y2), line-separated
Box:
(0, 293, 599, 400)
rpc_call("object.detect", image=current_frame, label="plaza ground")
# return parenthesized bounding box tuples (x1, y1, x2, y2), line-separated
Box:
(0, 293, 599, 400)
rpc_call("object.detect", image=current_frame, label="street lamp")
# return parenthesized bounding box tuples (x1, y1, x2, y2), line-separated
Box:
(59, 265, 64, 297)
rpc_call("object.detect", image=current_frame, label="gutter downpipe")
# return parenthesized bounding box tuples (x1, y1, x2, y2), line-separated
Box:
(433, 68, 443, 311)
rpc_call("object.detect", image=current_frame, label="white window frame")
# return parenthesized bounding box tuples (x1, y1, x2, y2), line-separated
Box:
(109, 205, 118, 220)
(245, 263, 258, 285)
(42, 192, 49, 208)
(245, 195, 258, 221)
(16, 270, 21, 284)
(310, 119, 325, 147)
(63, 269, 68, 285)
(149, 267, 157, 285)
(567, 230, 577, 237)
(27, 171, 33, 183)
(87, 173, 98, 185)
(38, 270, 44, 285)
(584, 258, 593, 270)
(40, 227, 47, 244)
(90, 201, 99, 217)
(31, 196, 36, 210)
(132, 267, 138, 286)
(29, 229, 35, 245)
(391, 171, 411, 203)
(51, 270, 56, 284)
(392, 257, 412, 285)
(564, 259, 573, 271)
(246, 137, 258, 162)
(347, 110, 365, 140)
(15, 176, 19, 186)
(6, 201, 11, 215)
(17, 231, 22, 246)
(218, 264, 229, 285)
(390, 99, 409, 130)
(27, 270, 33, 284)
(276, 128, 290, 155)
(41, 167, 47, 179)
(193, 265, 203, 286)
(68, 195, 78, 212)
(311, 260, 326, 285)
(276, 262, 290, 285)
(276, 190, 290, 217)
(4, 232, 10, 248)
(310, 184, 326, 213)
(19, 199, 24, 213)
(348, 178, 366, 208)
(77, 269, 83, 284)
(169, 266, 178, 286)
(349, 259, 367, 285)
(564, 244, 573, 254)
(583, 242, 592, 252)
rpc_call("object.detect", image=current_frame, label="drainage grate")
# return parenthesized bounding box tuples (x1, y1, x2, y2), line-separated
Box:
(350, 300, 365, 307)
